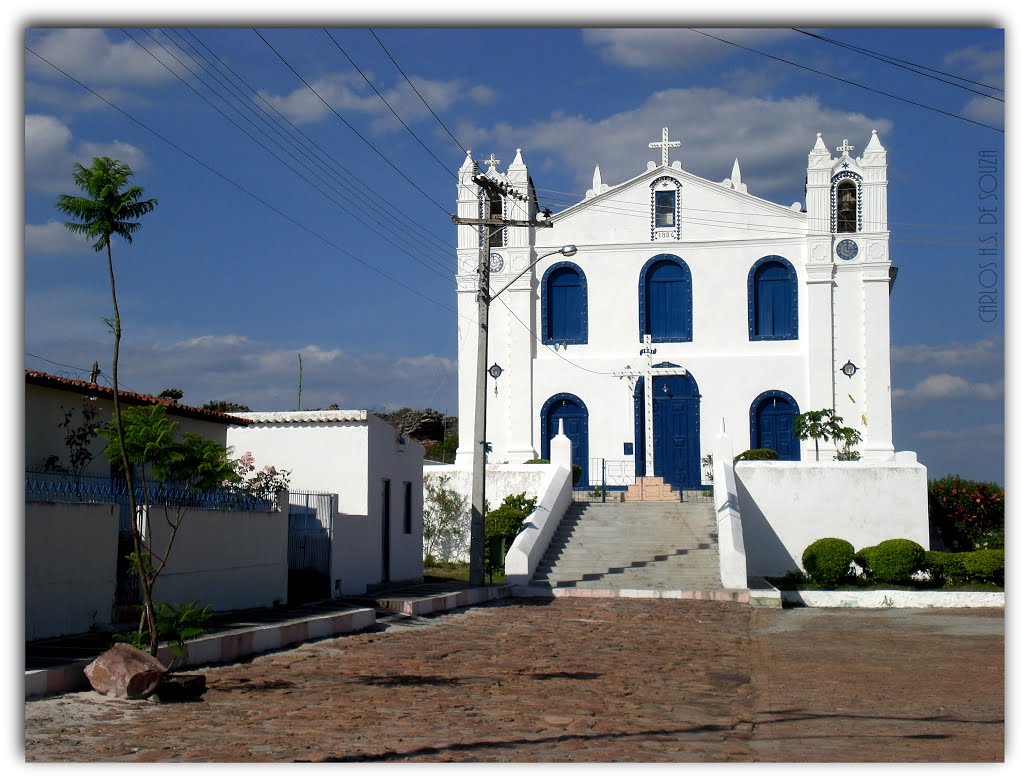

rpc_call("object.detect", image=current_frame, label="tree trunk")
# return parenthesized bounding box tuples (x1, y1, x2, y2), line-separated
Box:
(106, 240, 159, 656)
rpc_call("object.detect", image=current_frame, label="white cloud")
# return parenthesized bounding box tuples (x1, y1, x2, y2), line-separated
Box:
(25, 114, 148, 194)
(583, 28, 795, 69)
(893, 373, 1003, 402)
(460, 88, 891, 199)
(25, 220, 92, 255)
(915, 423, 1002, 441)
(25, 331, 458, 414)
(891, 336, 1003, 369)
(259, 71, 494, 130)
(943, 45, 1004, 127)
(26, 28, 180, 86)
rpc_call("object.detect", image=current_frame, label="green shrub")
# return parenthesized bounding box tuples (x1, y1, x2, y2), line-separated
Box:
(853, 545, 876, 573)
(802, 538, 855, 585)
(734, 448, 779, 462)
(862, 539, 925, 584)
(928, 475, 1004, 551)
(484, 492, 538, 577)
(961, 549, 1004, 584)
(524, 458, 583, 485)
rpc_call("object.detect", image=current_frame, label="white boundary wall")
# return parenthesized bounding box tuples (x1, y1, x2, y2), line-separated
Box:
(147, 505, 287, 611)
(735, 456, 929, 577)
(26, 502, 119, 641)
(711, 429, 748, 589)
(422, 463, 553, 563)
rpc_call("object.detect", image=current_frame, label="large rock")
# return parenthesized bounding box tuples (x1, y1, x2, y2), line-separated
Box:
(84, 643, 167, 699)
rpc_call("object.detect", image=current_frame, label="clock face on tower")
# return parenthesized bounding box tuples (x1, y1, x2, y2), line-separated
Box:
(489, 252, 505, 273)
(836, 239, 859, 261)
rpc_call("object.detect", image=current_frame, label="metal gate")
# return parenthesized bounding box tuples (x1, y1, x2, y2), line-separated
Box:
(288, 491, 334, 603)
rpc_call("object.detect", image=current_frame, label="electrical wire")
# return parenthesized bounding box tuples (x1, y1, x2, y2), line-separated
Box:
(27, 44, 462, 318)
(128, 28, 455, 280)
(791, 28, 1004, 97)
(323, 29, 456, 179)
(368, 28, 466, 153)
(178, 29, 456, 258)
(687, 28, 1003, 133)
(253, 28, 453, 216)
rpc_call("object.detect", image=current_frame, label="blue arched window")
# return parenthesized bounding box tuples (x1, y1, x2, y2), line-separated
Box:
(748, 255, 798, 340)
(749, 390, 800, 461)
(638, 254, 692, 343)
(542, 261, 587, 344)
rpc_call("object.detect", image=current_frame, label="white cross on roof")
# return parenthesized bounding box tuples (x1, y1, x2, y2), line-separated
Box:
(648, 127, 681, 167)
(480, 153, 501, 168)
(837, 139, 855, 156)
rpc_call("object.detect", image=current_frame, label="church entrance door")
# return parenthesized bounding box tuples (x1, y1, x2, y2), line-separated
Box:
(634, 368, 701, 491)
(540, 394, 590, 487)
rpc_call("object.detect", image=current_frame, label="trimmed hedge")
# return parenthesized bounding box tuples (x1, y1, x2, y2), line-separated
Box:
(802, 538, 855, 585)
(926, 549, 1004, 586)
(860, 539, 925, 584)
(734, 448, 779, 462)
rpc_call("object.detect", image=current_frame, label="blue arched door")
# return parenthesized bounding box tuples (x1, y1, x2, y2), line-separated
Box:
(633, 367, 701, 490)
(751, 391, 800, 461)
(540, 394, 589, 487)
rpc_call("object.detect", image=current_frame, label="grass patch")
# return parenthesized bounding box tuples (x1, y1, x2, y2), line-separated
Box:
(423, 561, 505, 585)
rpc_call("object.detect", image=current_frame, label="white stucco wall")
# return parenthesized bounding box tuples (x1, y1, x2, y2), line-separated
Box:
(147, 505, 287, 611)
(735, 458, 929, 577)
(26, 501, 119, 640)
(227, 412, 424, 596)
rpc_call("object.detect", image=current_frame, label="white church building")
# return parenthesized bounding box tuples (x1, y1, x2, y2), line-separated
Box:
(454, 128, 897, 492)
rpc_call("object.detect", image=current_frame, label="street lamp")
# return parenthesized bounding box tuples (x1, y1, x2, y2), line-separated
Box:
(467, 243, 579, 587)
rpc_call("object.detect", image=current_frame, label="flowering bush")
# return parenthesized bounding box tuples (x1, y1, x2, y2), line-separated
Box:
(232, 451, 291, 498)
(423, 475, 467, 563)
(928, 475, 1004, 552)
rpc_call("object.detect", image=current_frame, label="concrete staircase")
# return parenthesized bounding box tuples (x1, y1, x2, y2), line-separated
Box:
(527, 500, 723, 592)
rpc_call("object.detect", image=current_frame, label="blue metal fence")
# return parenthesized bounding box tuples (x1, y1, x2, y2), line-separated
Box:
(25, 470, 276, 511)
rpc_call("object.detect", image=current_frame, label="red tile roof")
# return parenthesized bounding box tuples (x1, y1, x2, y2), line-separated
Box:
(25, 370, 253, 426)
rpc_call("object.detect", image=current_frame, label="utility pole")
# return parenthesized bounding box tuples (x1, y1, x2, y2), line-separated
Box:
(451, 173, 552, 587)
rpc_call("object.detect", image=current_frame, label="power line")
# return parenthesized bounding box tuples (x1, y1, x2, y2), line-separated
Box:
(687, 28, 1003, 133)
(180, 29, 456, 259)
(368, 28, 466, 153)
(323, 29, 456, 179)
(253, 28, 452, 216)
(27, 44, 461, 318)
(791, 28, 1004, 97)
(128, 28, 454, 280)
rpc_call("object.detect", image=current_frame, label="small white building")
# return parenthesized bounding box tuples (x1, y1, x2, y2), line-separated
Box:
(454, 129, 896, 491)
(227, 411, 424, 596)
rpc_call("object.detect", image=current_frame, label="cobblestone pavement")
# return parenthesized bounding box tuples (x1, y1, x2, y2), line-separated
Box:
(24, 599, 1003, 762)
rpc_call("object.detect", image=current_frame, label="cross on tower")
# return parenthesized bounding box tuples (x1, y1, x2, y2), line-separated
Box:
(837, 139, 855, 157)
(480, 153, 501, 169)
(648, 127, 682, 167)
(612, 334, 689, 477)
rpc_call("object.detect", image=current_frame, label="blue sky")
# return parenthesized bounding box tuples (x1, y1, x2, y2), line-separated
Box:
(18, 21, 1005, 483)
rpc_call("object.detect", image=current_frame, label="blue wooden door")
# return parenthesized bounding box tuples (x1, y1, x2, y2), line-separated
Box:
(542, 396, 589, 487)
(634, 369, 700, 490)
(755, 396, 799, 460)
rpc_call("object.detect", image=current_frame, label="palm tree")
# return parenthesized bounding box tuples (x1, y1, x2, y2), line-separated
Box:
(56, 157, 159, 652)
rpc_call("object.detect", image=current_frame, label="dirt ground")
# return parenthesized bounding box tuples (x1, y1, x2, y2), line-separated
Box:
(24, 598, 1004, 762)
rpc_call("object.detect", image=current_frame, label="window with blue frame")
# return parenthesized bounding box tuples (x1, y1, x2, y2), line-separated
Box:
(748, 256, 798, 340)
(654, 190, 676, 227)
(542, 262, 588, 344)
(639, 255, 692, 342)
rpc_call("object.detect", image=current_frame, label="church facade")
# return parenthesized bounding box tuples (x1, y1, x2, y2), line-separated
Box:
(453, 129, 896, 492)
